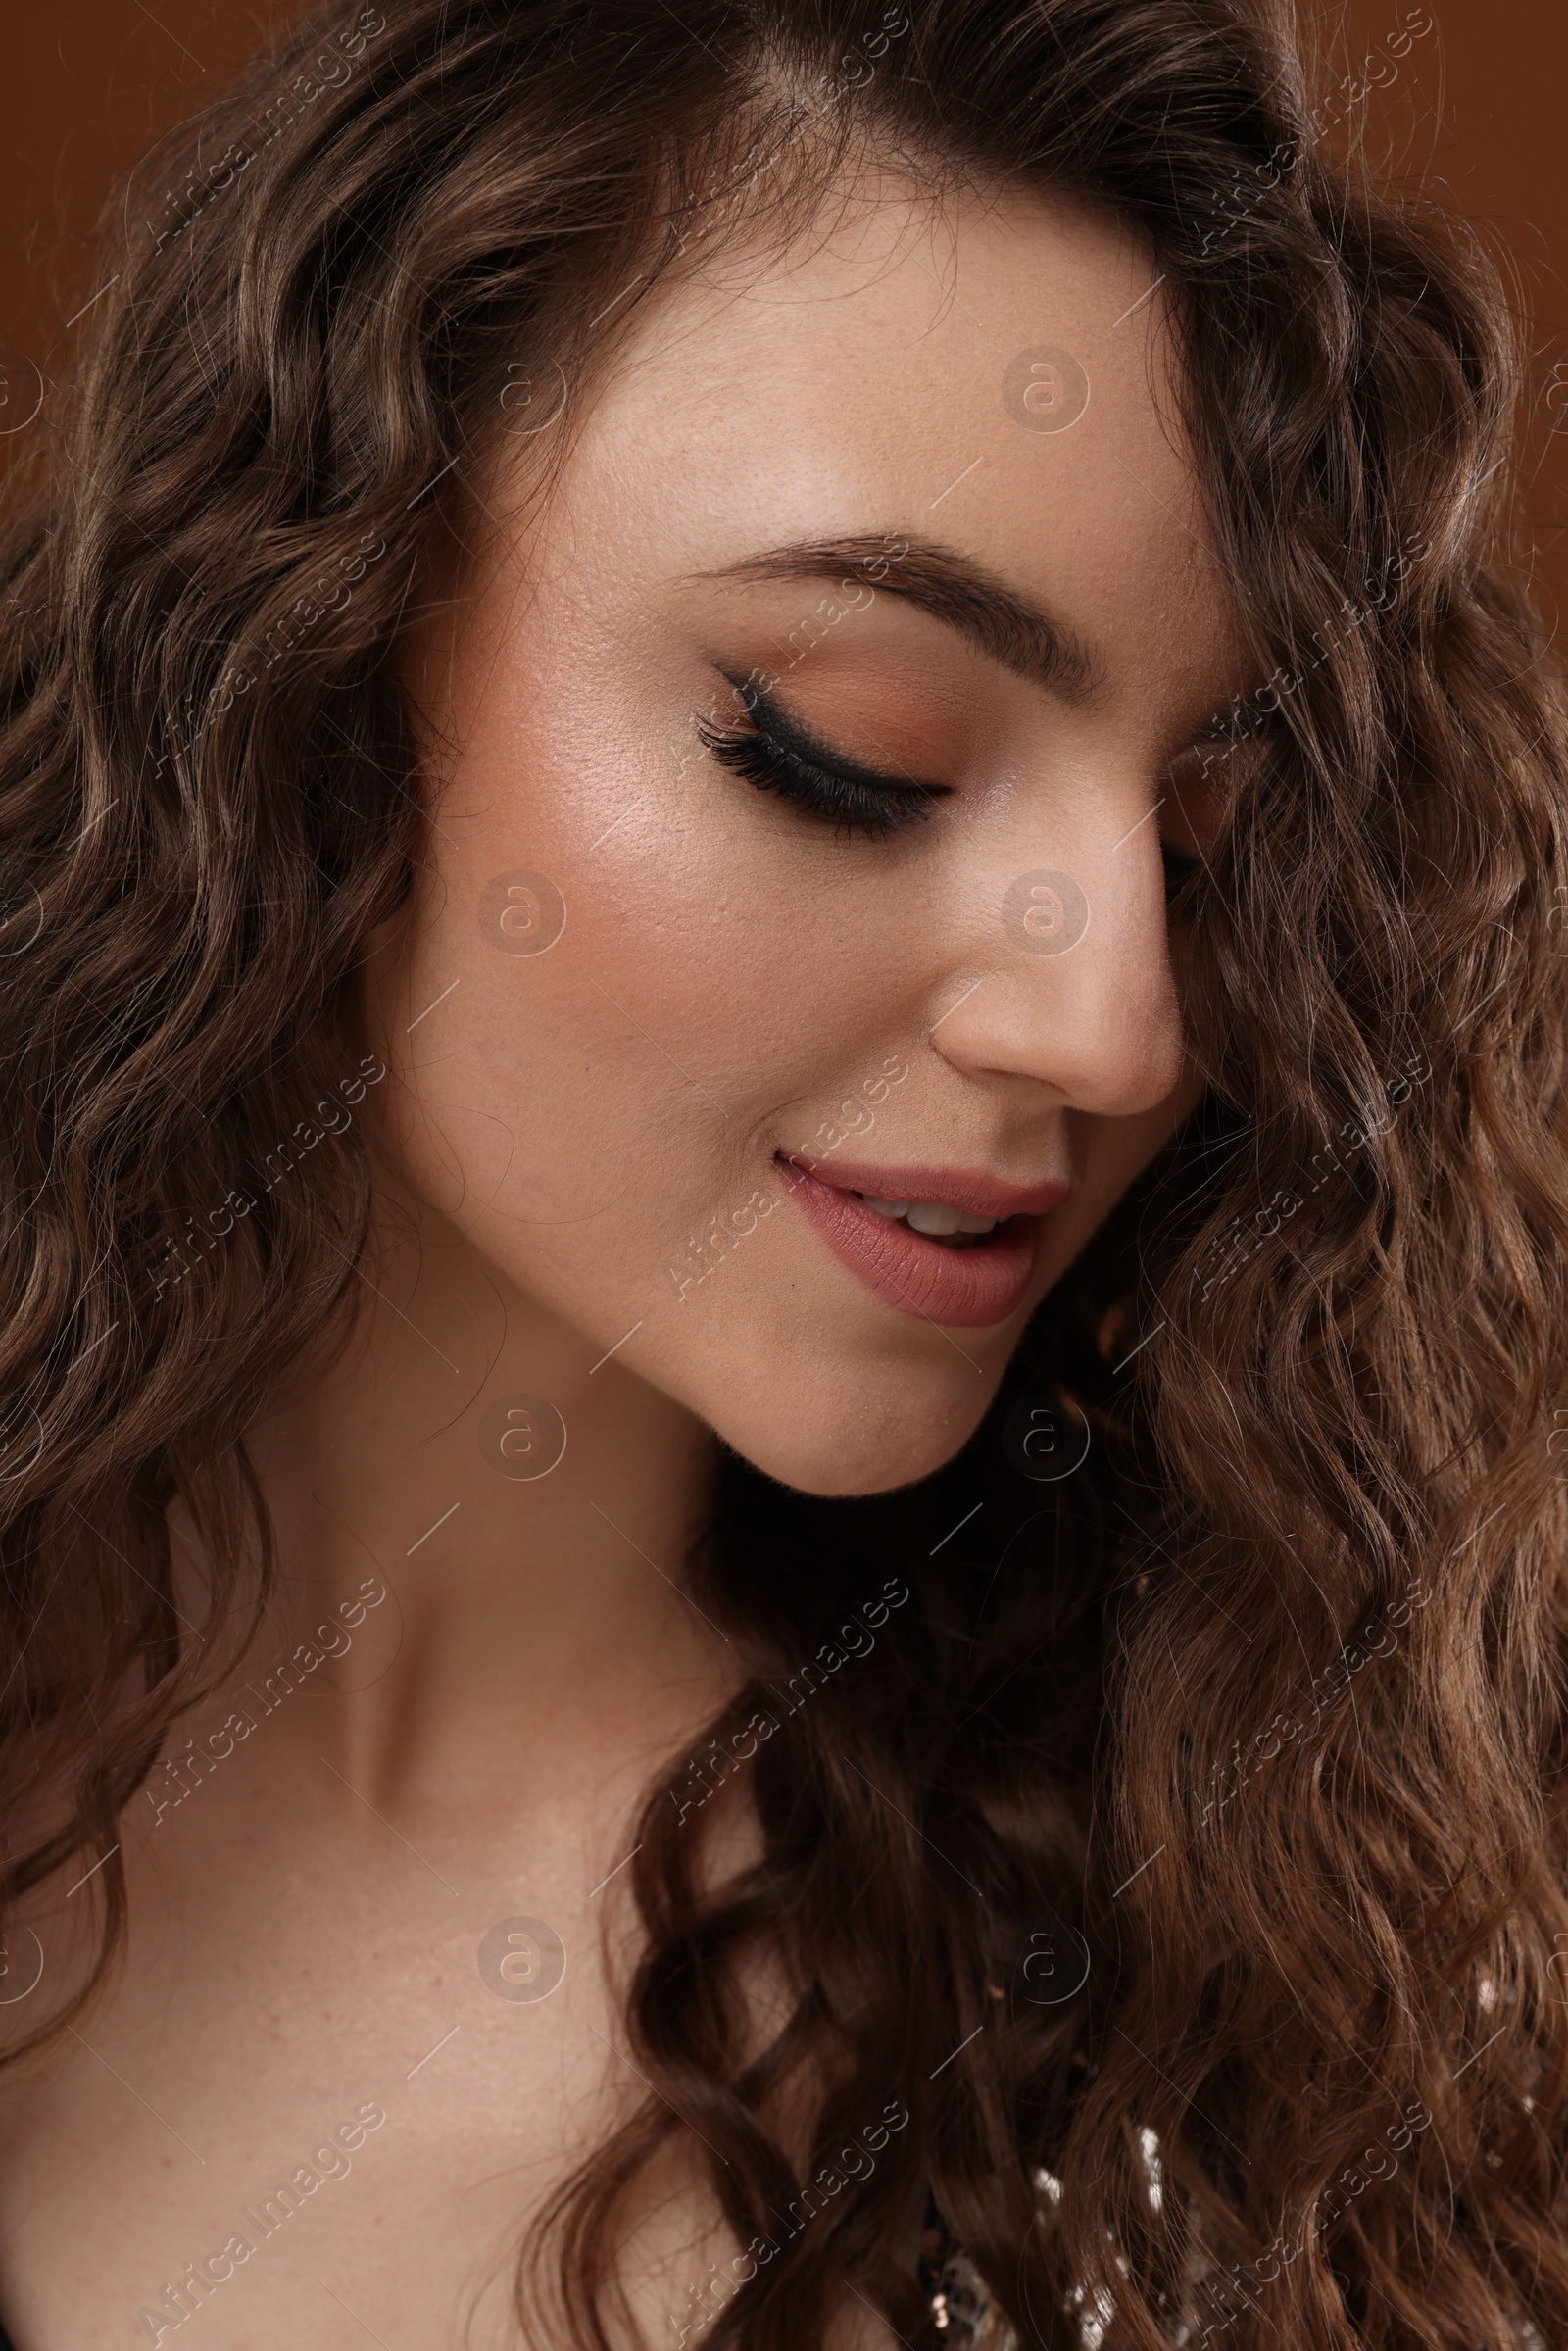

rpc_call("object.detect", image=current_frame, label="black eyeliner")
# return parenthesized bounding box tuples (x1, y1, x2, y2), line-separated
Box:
(720, 675, 938, 798)
(698, 672, 943, 839)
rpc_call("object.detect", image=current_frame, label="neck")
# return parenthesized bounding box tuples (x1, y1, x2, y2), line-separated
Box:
(182, 1177, 733, 1806)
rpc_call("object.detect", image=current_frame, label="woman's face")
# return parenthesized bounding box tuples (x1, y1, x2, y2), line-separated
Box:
(368, 176, 1246, 1496)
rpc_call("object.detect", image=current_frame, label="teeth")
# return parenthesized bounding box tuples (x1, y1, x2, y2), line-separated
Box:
(857, 1194, 1001, 1243)
(906, 1201, 963, 1236)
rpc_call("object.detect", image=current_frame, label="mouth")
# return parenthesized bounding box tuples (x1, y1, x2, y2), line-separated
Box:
(775, 1153, 1071, 1329)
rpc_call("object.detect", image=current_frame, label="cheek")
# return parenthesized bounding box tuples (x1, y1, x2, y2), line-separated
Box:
(365, 696, 881, 1303)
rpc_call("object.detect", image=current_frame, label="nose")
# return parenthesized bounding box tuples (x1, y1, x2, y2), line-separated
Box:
(930, 807, 1186, 1116)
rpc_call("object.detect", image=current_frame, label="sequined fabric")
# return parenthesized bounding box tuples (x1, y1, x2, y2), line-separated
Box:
(918, 2207, 1010, 2345)
(916, 2168, 1130, 2351)
(915, 2170, 1549, 2351)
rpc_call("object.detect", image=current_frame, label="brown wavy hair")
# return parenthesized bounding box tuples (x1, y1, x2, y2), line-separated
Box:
(3, 0, 1568, 2343)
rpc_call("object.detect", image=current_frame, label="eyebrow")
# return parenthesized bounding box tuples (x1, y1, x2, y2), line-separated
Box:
(700, 533, 1102, 703)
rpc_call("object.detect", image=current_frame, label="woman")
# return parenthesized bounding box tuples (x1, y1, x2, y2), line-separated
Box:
(0, 0, 1560, 2342)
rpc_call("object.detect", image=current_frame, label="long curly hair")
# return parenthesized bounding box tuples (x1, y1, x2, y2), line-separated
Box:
(3, 0, 1567, 2344)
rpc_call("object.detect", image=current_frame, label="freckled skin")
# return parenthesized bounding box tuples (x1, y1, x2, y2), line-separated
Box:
(0, 176, 1246, 2351)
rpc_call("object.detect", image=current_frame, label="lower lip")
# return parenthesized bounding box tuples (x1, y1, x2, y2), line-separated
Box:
(777, 1159, 1046, 1328)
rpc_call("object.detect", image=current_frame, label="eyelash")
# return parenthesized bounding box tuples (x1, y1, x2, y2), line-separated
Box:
(698, 677, 1253, 878)
(698, 679, 941, 841)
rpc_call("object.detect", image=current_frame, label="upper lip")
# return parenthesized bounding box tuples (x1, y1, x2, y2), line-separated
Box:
(777, 1153, 1071, 1221)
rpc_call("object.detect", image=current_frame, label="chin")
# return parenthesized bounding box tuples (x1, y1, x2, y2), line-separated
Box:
(706, 1362, 997, 1498)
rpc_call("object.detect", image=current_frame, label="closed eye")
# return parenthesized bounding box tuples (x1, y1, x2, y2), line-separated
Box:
(1158, 700, 1283, 897)
(698, 674, 948, 841)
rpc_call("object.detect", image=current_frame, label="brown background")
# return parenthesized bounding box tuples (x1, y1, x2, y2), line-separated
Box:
(3, 0, 1566, 626)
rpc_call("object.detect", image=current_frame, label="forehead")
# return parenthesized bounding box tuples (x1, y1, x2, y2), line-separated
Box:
(498, 173, 1238, 713)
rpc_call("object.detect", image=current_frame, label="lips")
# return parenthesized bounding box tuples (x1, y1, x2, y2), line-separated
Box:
(776, 1153, 1071, 1328)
